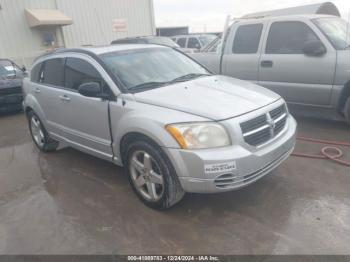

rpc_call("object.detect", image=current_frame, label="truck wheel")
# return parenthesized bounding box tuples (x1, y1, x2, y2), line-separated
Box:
(125, 139, 185, 210)
(345, 97, 350, 125)
(27, 111, 59, 152)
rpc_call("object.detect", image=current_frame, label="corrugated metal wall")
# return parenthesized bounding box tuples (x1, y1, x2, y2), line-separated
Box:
(0, 0, 57, 66)
(57, 0, 155, 47)
(0, 0, 155, 67)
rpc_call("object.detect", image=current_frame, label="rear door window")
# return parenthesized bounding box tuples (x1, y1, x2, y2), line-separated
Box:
(42, 58, 65, 87)
(266, 21, 319, 54)
(64, 58, 104, 91)
(233, 24, 263, 54)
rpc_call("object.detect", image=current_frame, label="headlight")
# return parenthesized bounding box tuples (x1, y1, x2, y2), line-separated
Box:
(166, 122, 231, 149)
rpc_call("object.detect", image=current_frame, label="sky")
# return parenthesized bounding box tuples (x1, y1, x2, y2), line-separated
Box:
(153, 0, 350, 32)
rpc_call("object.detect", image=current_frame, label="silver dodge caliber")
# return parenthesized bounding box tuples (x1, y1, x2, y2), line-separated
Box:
(23, 45, 297, 209)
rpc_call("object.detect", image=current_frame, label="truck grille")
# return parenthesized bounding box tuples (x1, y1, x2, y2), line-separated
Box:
(0, 86, 22, 96)
(240, 104, 287, 147)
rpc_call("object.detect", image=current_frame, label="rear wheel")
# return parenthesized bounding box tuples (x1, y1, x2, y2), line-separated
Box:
(27, 111, 59, 152)
(345, 97, 350, 125)
(125, 139, 185, 210)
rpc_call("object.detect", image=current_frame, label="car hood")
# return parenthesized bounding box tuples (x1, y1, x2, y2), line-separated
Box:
(133, 75, 281, 120)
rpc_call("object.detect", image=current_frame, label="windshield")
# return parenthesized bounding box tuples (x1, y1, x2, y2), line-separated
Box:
(198, 35, 217, 47)
(148, 37, 180, 48)
(314, 17, 350, 50)
(101, 48, 209, 91)
(0, 60, 17, 79)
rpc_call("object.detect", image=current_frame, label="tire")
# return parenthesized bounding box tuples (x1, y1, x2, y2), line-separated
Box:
(27, 111, 59, 152)
(125, 139, 185, 210)
(345, 97, 350, 125)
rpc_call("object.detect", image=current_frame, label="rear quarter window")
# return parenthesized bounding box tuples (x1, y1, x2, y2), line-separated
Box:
(177, 38, 187, 48)
(30, 63, 42, 83)
(233, 24, 263, 54)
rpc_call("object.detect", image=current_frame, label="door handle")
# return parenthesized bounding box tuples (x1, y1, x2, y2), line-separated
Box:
(261, 60, 274, 68)
(34, 88, 41, 94)
(59, 95, 71, 102)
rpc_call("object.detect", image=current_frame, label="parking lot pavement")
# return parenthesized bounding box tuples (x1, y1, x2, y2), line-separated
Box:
(0, 112, 349, 255)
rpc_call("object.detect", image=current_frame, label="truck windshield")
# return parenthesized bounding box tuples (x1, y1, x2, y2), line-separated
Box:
(314, 17, 350, 50)
(100, 48, 210, 91)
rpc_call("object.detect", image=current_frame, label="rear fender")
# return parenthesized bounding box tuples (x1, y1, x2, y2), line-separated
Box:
(24, 93, 48, 129)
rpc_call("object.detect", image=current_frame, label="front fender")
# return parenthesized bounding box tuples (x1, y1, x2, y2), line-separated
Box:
(109, 99, 209, 165)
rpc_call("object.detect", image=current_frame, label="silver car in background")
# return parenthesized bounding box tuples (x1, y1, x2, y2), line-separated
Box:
(23, 45, 296, 209)
(172, 34, 218, 52)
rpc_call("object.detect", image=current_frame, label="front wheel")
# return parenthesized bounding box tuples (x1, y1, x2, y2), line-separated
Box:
(27, 111, 59, 152)
(125, 140, 185, 210)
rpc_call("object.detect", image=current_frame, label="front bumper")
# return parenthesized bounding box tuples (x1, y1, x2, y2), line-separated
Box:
(164, 106, 297, 193)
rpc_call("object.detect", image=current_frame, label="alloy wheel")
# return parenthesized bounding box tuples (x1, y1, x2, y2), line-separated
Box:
(129, 150, 165, 202)
(30, 115, 45, 148)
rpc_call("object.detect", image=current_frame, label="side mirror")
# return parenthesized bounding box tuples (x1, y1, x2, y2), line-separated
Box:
(303, 40, 326, 57)
(78, 82, 108, 99)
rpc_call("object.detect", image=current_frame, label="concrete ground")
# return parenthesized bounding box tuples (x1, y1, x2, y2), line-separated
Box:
(0, 112, 349, 255)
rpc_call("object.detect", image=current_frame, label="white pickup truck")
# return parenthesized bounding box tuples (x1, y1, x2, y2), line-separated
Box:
(191, 14, 350, 124)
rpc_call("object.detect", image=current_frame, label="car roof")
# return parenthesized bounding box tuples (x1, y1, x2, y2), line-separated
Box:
(83, 44, 168, 55)
(41, 44, 169, 58)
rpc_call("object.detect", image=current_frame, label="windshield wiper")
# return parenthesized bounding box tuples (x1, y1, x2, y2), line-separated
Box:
(170, 73, 212, 83)
(128, 74, 212, 92)
(128, 81, 168, 91)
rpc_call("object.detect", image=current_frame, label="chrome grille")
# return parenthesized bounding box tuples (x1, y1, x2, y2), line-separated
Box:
(240, 114, 267, 133)
(275, 117, 287, 135)
(240, 104, 287, 147)
(270, 104, 286, 119)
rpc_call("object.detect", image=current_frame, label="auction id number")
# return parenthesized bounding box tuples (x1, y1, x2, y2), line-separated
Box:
(128, 256, 219, 261)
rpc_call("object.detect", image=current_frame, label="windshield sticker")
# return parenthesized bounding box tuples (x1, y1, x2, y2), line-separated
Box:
(205, 162, 236, 174)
